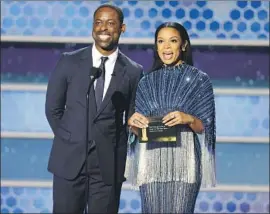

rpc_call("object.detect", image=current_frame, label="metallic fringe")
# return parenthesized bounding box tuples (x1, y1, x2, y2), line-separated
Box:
(125, 130, 216, 189)
(200, 131, 216, 188)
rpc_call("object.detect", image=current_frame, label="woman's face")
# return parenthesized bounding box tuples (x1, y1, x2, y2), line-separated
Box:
(156, 27, 183, 65)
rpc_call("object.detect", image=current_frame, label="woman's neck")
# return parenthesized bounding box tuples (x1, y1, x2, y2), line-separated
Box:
(164, 60, 184, 67)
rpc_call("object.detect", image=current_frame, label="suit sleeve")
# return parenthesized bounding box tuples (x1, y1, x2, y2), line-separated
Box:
(45, 54, 68, 135)
(127, 66, 143, 119)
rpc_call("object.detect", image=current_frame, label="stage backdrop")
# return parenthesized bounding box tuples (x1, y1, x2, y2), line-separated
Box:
(1, 0, 269, 40)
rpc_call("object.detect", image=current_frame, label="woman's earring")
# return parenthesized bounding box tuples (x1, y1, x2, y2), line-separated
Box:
(182, 48, 186, 51)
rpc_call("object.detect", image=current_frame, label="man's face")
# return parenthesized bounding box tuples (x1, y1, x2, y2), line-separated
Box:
(92, 7, 126, 52)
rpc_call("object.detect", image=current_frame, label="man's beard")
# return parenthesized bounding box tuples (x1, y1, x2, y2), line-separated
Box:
(100, 41, 115, 51)
(98, 39, 119, 51)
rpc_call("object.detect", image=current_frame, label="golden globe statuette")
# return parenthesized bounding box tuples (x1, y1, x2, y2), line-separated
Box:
(141, 128, 148, 141)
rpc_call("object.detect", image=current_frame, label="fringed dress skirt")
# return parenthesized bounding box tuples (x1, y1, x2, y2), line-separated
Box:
(126, 128, 215, 214)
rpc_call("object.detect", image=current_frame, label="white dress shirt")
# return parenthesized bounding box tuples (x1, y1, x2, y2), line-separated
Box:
(92, 44, 118, 100)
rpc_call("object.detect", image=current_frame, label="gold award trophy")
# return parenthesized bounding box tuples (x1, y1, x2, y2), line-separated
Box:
(141, 128, 148, 141)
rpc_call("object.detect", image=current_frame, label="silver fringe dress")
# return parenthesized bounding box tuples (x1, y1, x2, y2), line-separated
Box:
(125, 64, 216, 214)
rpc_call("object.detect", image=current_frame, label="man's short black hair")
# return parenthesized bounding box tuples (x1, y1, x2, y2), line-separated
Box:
(93, 4, 124, 25)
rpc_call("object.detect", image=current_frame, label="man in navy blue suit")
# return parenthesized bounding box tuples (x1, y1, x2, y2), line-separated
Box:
(45, 4, 143, 213)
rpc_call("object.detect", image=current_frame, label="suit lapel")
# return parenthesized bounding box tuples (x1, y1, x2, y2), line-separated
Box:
(77, 45, 97, 115)
(94, 52, 126, 119)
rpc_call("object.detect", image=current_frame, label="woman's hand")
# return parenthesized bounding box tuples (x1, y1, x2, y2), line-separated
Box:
(162, 111, 204, 133)
(162, 111, 194, 127)
(128, 112, 149, 136)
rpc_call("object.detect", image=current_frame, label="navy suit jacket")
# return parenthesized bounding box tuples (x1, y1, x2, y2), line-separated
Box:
(45, 46, 143, 184)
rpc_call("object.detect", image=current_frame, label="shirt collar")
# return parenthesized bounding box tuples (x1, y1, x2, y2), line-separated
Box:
(92, 43, 119, 64)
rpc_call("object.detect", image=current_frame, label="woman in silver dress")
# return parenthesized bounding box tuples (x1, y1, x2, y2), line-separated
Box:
(125, 22, 216, 213)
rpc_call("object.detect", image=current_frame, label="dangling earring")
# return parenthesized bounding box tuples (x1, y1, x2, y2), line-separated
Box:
(182, 40, 188, 52)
